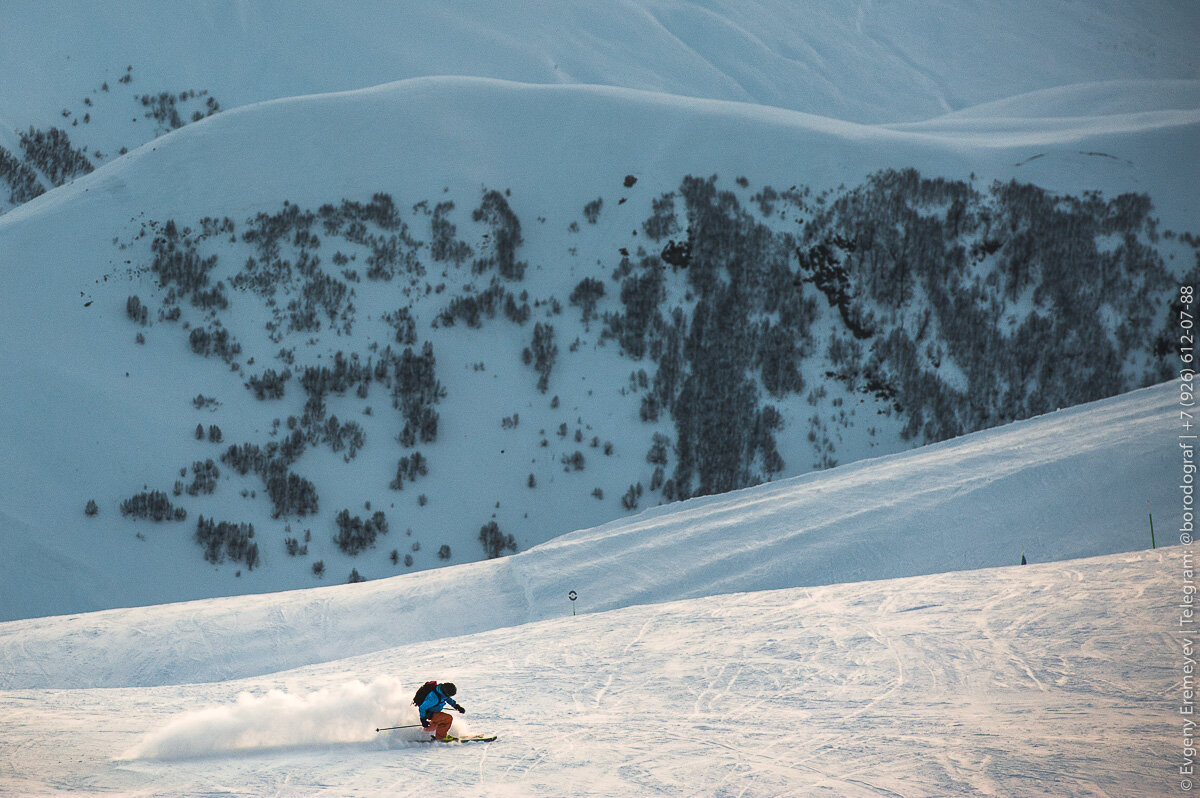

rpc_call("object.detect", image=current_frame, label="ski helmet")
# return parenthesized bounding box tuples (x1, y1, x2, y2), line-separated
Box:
(442, 682, 457, 696)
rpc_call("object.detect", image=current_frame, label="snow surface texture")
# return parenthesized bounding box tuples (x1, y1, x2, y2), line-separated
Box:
(0, 547, 1185, 796)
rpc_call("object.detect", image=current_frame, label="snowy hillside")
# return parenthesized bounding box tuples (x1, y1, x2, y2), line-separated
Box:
(0, 377, 1187, 794)
(0, 380, 1181, 691)
(2, 0, 1197, 152)
(1, 1, 1198, 622)
(0, 542, 1185, 794)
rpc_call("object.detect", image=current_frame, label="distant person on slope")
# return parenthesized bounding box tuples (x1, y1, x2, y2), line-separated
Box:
(416, 681, 466, 740)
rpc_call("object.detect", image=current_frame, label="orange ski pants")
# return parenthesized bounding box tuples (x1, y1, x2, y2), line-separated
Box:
(427, 711, 454, 739)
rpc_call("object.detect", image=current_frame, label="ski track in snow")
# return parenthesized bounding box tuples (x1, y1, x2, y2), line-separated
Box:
(0, 547, 1181, 796)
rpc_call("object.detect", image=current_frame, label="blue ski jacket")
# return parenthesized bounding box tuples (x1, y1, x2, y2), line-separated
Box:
(418, 685, 463, 720)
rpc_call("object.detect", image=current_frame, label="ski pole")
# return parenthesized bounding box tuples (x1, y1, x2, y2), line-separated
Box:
(376, 724, 424, 732)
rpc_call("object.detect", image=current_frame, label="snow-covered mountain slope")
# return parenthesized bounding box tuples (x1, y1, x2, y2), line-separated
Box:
(0, 546, 1182, 797)
(2, 0, 1196, 139)
(0, 4, 1192, 794)
(1, 2, 1198, 623)
(3, 1, 1197, 217)
(0, 380, 1179, 691)
(0, 69, 1196, 622)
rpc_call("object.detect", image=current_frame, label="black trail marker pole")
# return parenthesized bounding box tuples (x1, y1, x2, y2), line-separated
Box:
(568, 590, 577, 616)
(1149, 501, 1156, 549)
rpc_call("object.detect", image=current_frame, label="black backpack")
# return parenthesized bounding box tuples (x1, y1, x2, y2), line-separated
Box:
(413, 680, 438, 707)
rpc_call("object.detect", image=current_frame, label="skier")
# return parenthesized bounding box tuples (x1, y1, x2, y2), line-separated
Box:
(417, 681, 467, 741)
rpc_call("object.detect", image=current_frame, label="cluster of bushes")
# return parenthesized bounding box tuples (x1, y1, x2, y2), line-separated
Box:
(642, 193, 679, 241)
(246, 368, 291, 400)
(390, 342, 444, 448)
(327, 416, 368, 460)
(232, 203, 356, 336)
(319, 193, 403, 235)
(621, 482, 644, 510)
(289, 352, 370, 459)
(151, 220, 221, 300)
(365, 230, 421, 280)
(130, 194, 460, 537)
(382, 307, 418, 346)
(221, 439, 319, 518)
(390, 451, 428, 490)
(284, 532, 309, 557)
(235, 203, 312, 294)
(605, 257, 666, 359)
(333, 509, 389, 555)
(282, 254, 353, 336)
(569, 278, 605, 328)
(183, 459, 220, 496)
(0, 145, 45, 205)
(430, 201, 473, 264)
(194, 423, 223, 442)
(598, 168, 1185, 506)
(806, 168, 1178, 438)
(137, 89, 220, 133)
(315, 194, 422, 283)
(18, 127, 93, 187)
(198, 216, 237, 239)
(263, 469, 321, 518)
(188, 322, 241, 362)
(796, 237, 869, 339)
(299, 350, 373, 398)
(472, 189, 527, 279)
(523, 322, 557, 393)
(604, 176, 803, 500)
(478, 521, 516, 559)
(438, 283, 508, 328)
(126, 295, 149, 325)
(120, 490, 186, 522)
(194, 516, 258, 568)
(582, 197, 603, 224)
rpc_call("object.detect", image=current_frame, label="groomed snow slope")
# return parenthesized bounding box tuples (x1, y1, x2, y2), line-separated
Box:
(0, 547, 1183, 797)
(0, 380, 1181, 692)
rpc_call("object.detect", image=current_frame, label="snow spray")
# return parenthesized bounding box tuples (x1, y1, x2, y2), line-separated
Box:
(119, 678, 413, 760)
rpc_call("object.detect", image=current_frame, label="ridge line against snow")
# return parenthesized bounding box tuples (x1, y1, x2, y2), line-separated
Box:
(5, 74, 1198, 232)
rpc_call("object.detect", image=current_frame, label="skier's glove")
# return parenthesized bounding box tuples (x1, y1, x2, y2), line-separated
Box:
(421, 718, 431, 729)
(456, 705, 466, 714)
